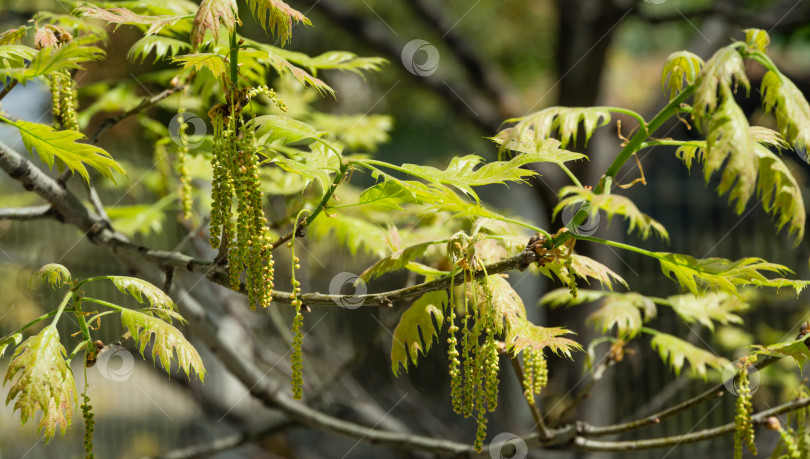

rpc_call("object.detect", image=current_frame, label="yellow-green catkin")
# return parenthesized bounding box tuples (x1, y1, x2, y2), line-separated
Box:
(246, 85, 288, 112)
(209, 116, 233, 249)
(49, 71, 79, 131)
(447, 276, 463, 414)
(81, 370, 95, 459)
(176, 112, 193, 221)
(290, 282, 304, 400)
(734, 366, 756, 458)
(208, 91, 275, 309)
(289, 228, 305, 399)
(482, 287, 500, 413)
(779, 425, 801, 459)
(522, 349, 548, 406)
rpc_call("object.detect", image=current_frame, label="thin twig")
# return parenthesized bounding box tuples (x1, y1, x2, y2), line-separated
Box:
(580, 355, 779, 437)
(510, 355, 552, 441)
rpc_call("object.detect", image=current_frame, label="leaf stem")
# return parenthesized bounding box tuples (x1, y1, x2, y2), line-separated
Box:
(270, 160, 351, 249)
(81, 297, 126, 312)
(0, 309, 68, 343)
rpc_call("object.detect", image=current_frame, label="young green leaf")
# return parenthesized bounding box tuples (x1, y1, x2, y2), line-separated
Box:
(510, 323, 581, 359)
(172, 53, 228, 78)
(675, 121, 805, 244)
(359, 241, 435, 282)
(128, 35, 191, 63)
(121, 308, 205, 381)
(109, 276, 176, 311)
(744, 28, 770, 53)
(241, 44, 334, 95)
(661, 51, 704, 100)
(191, 0, 237, 48)
(0, 42, 104, 84)
(658, 252, 789, 296)
(245, 0, 310, 45)
(0, 26, 28, 45)
(587, 293, 654, 338)
(10, 120, 125, 182)
(391, 290, 446, 376)
(30, 263, 72, 289)
(754, 339, 810, 369)
(4, 327, 77, 442)
(666, 292, 747, 332)
(251, 115, 337, 149)
(473, 275, 581, 358)
(649, 330, 728, 379)
(354, 180, 423, 210)
(693, 44, 749, 123)
(538, 253, 628, 291)
(553, 186, 669, 241)
(539, 288, 609, 308)
(503, 107, 611, 148)
(74, 5, 185, 36)
(291, 50, 387, 76)
(489, 132, 588, 164)
(760, 69, 810, 153)
(0, 333, 22, 359)
(399, 154, 538, 201)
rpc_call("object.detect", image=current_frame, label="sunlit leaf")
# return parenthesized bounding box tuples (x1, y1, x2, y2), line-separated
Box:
(693, 44, 749, 123)
(391, 291, 446, 376)
(172, 52, 228, 78)
(658, 252, 789, 296)
(10, 120, 125, 182)
(553, 186, 669, 241)
(744, 28, 770, 53)
(587, 293, 654, 338)
(0, 333, 23, 359)
(761, 69, 810, 153)
(109, 276, 176, 311)
(245, 0, 311, 45)
(649, 330, 728, 379)
(0, 42, 104, 84)
(3, 327, 77, 442)
(355, 180, 422, 210)
(661, 51, 703, 100)
(191, 0, 238, 48)
(128, 35, 191, 63)
(30, 263, 71, 289)
(121, 308, 205, 381)
(503, 107, 611, 148)
(538, 254, 627, 291)
(0, 26, 28, 45)
(666, 292, 747, 331)
(399, 154, 538, 201)
(74, 5, 185, 35)
(510, 323, 581, 358)
(754, 338, 810, 369)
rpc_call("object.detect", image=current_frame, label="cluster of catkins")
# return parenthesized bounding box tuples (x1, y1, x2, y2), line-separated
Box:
(733, 362, 756, 459)
(175, 111, 193, 220)
(81, 389, 95, 458)
(447, 276, 502, 452)
(49, 70, 79, 132)
(522, 349, 548, 406)
(208, 86, 284, 309)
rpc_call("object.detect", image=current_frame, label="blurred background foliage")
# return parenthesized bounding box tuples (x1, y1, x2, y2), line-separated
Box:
(1, 0, 810, 457)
